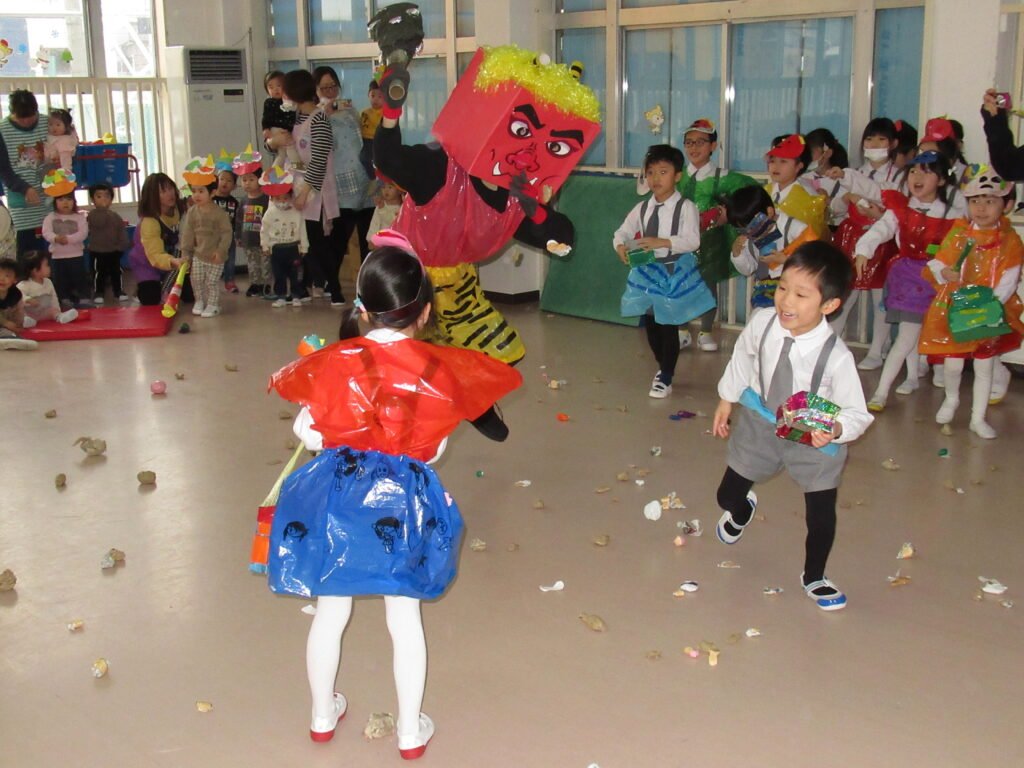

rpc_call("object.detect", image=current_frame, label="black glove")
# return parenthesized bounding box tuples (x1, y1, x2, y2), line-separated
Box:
(380, 66, 411, 111)
(509, 173, 539, 219)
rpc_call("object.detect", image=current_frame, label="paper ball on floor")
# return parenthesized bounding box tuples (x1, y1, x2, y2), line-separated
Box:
(150, 380, 167, 395)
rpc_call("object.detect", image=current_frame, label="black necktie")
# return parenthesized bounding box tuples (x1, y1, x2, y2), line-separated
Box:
(773, 191, 781, 204)
(644, 203, 663, 238)
(767, 337, 794, 411)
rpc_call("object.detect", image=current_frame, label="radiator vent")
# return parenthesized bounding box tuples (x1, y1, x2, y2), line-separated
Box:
(186, 49, 246, 84)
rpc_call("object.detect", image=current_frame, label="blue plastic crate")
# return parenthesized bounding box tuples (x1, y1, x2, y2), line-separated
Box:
(73, 143, 132, 188)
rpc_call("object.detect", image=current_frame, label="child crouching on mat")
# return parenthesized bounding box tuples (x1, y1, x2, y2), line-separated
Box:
(17, 251, 78, 325)
(712, 242, 873, 611)
(0, 258, 38, 350)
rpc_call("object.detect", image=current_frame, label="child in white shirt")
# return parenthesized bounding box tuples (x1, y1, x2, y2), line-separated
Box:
(712, 242, 872, 612)
(16, 251, 78, 325)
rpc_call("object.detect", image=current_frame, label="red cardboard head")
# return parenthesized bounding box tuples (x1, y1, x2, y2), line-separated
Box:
(432, 46, 601, 199)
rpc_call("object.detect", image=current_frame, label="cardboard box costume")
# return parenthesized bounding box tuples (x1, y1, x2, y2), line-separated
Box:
(379, 46, 601, 363)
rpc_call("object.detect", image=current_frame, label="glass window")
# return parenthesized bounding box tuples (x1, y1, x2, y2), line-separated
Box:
(456, 0, 474, 37)
(309, 0, 370, 45)
(312, 59, 377, 107)
(623, 0, 729, 6)
(872, 7, 924, 125)
(268, 0, 299, 48)
(401, 56, 446, 145)
(269, 59, 302, 74)
(101, 0, 156, 78)
(729, 17, 853, 173)
(557, 0, 602, 11)
(0, 0, 89, 77)
(558, 28, 605, 166)
(623, 25, 721, 168)
(457, 51, 474, 78)
(312, 1, 444, 48)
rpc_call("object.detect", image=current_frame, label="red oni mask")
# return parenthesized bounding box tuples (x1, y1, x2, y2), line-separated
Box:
(432, 48, 600, 197)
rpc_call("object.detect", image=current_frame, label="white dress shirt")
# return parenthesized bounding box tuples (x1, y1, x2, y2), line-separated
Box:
(612, 190, 700, 261)
(717, 311, 873, 444)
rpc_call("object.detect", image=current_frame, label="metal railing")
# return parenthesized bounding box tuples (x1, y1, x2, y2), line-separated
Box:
(0, 77, 166, 204)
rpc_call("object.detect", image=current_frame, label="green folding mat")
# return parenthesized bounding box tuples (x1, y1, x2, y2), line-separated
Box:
(541, 172, 640, 326)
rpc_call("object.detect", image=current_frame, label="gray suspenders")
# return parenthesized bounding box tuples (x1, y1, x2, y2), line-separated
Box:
(639, 197, 687, 266)
(756, 315, 838, 402)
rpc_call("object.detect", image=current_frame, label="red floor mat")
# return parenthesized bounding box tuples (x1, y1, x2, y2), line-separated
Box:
(21, 306, 174, 341)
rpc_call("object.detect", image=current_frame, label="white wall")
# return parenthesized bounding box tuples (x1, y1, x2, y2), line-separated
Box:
(923, 0, 1001, 163)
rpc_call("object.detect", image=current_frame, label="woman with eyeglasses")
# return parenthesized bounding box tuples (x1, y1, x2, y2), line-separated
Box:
(313, 67, 375, 278)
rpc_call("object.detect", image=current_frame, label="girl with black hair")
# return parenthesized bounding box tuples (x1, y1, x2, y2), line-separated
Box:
(266, 232, 520, 760)
(803, 128, 851, 228)
(44, 107, 78, 173)
(854, 151, 966, 410)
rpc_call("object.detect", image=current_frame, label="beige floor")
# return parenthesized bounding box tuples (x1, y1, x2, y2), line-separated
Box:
(3, 288, 1023, 768)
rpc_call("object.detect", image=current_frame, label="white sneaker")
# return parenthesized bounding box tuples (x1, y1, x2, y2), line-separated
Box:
(117, 294, 130, 302)
(94, 295, 105, 305)
(857, 355, 883, 371)
(678, 329, 692, 349)
(272, 298, 288, 308)
(309, 692, 347, 742)
(56, 309, 78, 324)
(192, 301, 206, 316)
(935, 397, 959, 424)
(22, 316, 37, 328)
(894, 379, 918, 396)
(299, 295, 313, 303)
(648, 373, 672, 399)
(200, 306, 220, 318)
(397, 713, 435, 760)
(697, 332, 718, 352)
(932, 366, 945, 388)
(291, 298, 303, 308)
(970, 419, 997, 439)
(0, 336, 38, 351)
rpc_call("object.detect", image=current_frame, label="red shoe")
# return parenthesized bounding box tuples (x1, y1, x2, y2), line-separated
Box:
(310, 692, 347, 742)
(398, 713, 434, 760)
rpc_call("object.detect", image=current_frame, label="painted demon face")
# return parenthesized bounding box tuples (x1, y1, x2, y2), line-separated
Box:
(485, 103, 589, 192)
(432, 49, 601, 197)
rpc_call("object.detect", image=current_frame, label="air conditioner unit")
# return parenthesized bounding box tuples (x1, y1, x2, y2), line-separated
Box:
(164, 47, 257, 174)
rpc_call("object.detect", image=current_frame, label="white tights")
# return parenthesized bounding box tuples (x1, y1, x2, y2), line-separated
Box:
(307, 595, 426, 738)
(830, 288, 891, 360)
(940, 357, 995, 423)
(872, 321, 920, 401)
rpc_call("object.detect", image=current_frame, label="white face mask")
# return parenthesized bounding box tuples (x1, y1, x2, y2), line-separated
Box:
(273, 200, 292, 210)
(280, 99, 297, 112)
(863, 147, 889, 163)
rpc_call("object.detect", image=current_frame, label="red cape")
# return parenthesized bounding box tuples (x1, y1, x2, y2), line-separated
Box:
(270, 338, 522, 461)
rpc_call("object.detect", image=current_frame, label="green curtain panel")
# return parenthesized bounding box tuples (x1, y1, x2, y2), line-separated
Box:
(542, 172, 641, 326)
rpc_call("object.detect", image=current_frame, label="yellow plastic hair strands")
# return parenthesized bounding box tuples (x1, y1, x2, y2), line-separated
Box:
(474, 45, 601, 123)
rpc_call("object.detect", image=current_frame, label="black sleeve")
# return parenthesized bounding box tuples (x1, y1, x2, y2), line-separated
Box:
(982, 108, 1024, 182)
(0, 134, 29, 195)
(373, 122, 447, 206)
(512, 207, 575, 251)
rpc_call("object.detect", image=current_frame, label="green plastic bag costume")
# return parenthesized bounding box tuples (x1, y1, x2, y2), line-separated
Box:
(679, 167, 759, 284)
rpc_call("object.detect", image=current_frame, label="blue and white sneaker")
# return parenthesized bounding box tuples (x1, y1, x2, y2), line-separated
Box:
(802, 575, 847, 611)
(715, 491, 757, 544)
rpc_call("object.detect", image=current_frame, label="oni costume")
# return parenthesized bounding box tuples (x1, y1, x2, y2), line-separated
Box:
(266, 332, 521, 599)
(375, 46, 601, 364)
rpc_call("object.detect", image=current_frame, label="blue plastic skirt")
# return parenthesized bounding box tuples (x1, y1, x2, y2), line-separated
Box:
(267, 447, 464, 600)
(621, 254, 716, 325)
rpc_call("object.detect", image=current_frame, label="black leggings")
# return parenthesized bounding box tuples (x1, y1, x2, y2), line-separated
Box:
(644, 316, 680, 384)
(716, 467, 837, 583)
